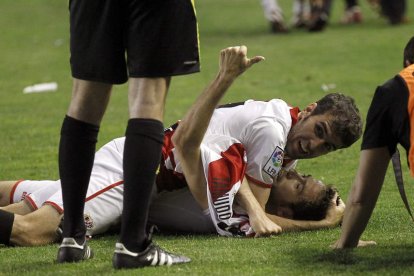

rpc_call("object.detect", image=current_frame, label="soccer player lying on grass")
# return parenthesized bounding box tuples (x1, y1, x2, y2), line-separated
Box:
(169, 45, 361, 238)
(0, 167, 343, 246)
(0, 45, 357, 247)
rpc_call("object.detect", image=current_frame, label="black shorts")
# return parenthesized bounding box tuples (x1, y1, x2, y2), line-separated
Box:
(69, 0, 200, 84)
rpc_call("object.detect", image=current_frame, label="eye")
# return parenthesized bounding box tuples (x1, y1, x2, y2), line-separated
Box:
(325, 143, 333, 152)
(296, 182, 303, 192)
(315, 124, 324, 138)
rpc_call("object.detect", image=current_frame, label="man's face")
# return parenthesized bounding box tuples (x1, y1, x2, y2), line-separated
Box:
(273, 169, 326, 206)
(285, 113, 343, 159)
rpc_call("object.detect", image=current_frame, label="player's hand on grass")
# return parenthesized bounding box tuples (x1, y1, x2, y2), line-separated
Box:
(324, 193, 345, 227)
(357, 240, 377, 247)
(330, 239, 377, 249)
(249, 210, 282, 237)
(218, 46, 264, 80)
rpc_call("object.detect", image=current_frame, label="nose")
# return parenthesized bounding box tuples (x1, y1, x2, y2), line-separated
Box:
(311, 137, 326, 152)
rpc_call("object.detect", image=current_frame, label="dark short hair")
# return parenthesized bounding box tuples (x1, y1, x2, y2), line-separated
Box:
(403, 36, 414, 67)
(311, 93, 362, 149)
(291, 185, 337, 221)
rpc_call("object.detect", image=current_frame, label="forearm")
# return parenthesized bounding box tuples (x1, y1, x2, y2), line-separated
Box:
(336, 199, 377, 248)
(236, 176, 335, 235)
(237, 178, 267, 216)
(172, 46, 264, 151)
(173, 73, 235, 150)
(336, 148, 389, 248)
(266, 213, 333, 232)
(336, 176, 384, 248)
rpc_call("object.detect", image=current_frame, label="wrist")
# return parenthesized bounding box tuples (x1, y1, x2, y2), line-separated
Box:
(216, 71, 237, 84)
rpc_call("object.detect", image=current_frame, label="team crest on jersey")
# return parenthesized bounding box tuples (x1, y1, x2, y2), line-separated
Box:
(84, 213, 94, 230)
(263, 146, 284, 177)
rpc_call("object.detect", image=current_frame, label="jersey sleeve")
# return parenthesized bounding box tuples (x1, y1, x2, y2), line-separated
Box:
(242, 118, 288, 188)
(362, 77, 409, 156)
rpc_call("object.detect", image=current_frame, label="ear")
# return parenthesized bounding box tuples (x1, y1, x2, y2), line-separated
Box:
(276, 206, 294, 219)
(298, 103, 317, 120)
(405, 59, 412, 68)
(305, 102, 317, 113)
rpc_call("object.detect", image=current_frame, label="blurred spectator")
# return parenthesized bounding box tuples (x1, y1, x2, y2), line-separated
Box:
(261, 0, 289, 33)
(341, 0, 363, 24)
(370, 0, 407, 25)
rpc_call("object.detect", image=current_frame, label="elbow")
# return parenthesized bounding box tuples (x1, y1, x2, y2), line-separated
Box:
(171, 129, 199, 155)
(171, 130, 184, 152)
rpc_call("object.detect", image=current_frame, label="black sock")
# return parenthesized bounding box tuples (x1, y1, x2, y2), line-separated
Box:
(59, 116, 99, 243)
(119, 118, 164, 252)
(346, 0, 357, 9)
(0, 209, 15, 246)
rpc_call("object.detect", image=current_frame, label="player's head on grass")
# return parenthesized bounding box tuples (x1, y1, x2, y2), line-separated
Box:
(267, 169, 340, 221)
(285, 93, 362, 159)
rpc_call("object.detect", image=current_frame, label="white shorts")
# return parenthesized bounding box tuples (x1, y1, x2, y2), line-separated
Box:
(11, 180, 214, 237)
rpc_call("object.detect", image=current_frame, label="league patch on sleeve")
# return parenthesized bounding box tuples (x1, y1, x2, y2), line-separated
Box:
(263, 146, 284, 177)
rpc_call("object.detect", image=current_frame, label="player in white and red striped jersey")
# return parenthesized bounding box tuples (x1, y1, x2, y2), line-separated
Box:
(0, 164, 342, 246)
(170, 46, 361, 237)
(0, 46, 358, 245)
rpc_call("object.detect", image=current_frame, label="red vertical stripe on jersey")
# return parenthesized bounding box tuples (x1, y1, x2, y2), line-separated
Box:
(162, 127, 177, 168)
(208, 143, 246, 202)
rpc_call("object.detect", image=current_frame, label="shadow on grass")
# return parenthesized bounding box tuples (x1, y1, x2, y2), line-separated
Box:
(289, 243, 414, 273)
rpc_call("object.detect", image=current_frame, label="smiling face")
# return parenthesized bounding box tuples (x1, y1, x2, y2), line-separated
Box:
(285, 112, 343, 160)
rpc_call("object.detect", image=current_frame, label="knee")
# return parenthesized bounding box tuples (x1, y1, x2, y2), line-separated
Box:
(171, 131, 184, 152)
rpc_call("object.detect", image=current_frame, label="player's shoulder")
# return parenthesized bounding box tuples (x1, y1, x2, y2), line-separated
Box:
(374, 75, 408, 104)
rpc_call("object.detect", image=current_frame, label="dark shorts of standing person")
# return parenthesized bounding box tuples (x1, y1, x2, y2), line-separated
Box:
(69, 0, 200, 84)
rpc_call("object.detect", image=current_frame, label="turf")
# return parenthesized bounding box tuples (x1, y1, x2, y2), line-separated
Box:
(1, 0, 414, 275)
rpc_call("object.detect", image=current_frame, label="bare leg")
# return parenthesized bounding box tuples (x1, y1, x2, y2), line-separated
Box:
(67, 79, 112, 125)
(128, 77, 169, 121)
(0, 181, 17, 206)
(2, 201, 32, 216)
(59, 79, 111, 242)
(119, 77, 170, 251)
(10, 205, 62, 246)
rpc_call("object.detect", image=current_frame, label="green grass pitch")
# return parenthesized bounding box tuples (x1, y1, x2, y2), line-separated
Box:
(1, 0, 414, 275)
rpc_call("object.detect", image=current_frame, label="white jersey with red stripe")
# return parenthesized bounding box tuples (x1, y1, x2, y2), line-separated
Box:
(207, 99, 298, 187)
(162, 99, 298, 236)
(163, 99, 299, 189)
(11, 99, 298, 237)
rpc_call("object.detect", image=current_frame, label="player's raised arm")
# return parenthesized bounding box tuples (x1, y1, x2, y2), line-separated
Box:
(172, 46, 264, 209)
(173, 46, 264, 152)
